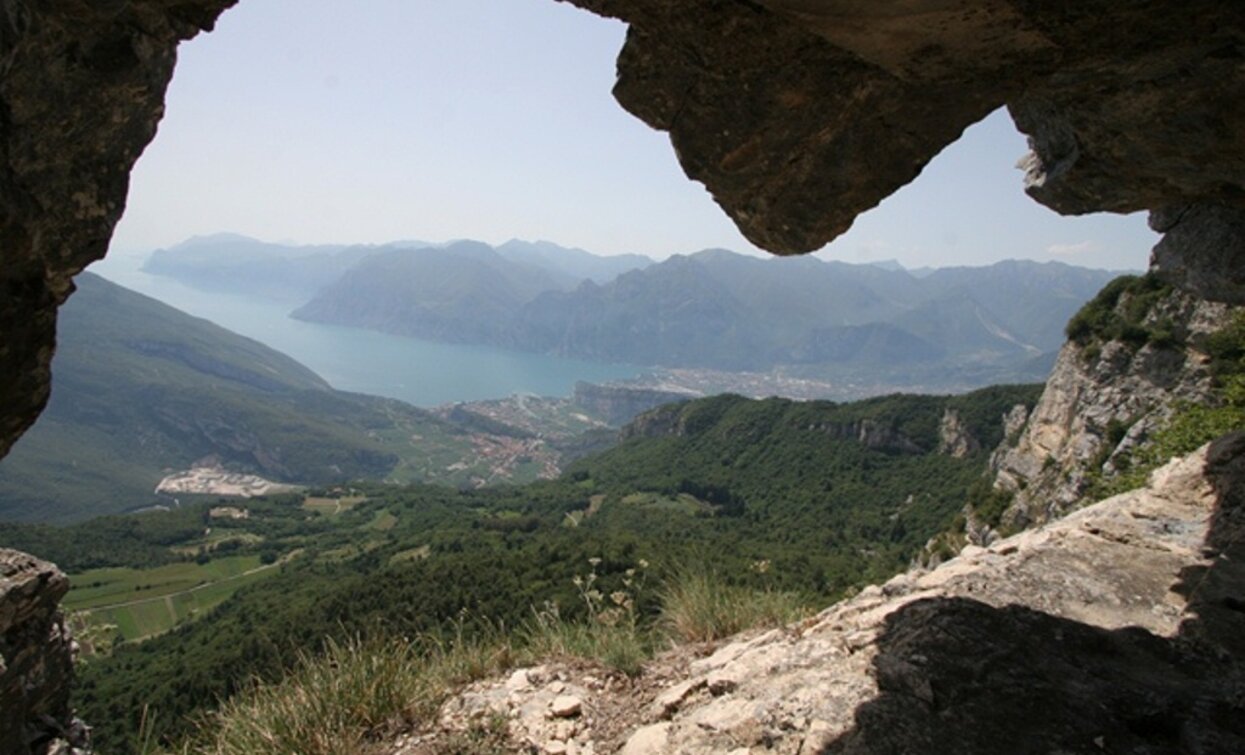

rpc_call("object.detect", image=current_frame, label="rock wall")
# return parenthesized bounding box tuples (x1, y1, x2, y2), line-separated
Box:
(936, 408, 980, 459)
(393, 434, 1245, 754)
(993, 205, 1245, 527)
(0, 550, 86, 755)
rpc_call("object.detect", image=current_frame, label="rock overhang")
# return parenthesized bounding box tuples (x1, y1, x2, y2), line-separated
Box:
(565, 0, 1245, 251)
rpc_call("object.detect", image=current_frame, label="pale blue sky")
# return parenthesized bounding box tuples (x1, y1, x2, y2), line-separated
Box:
(110, 0, 1155, 269)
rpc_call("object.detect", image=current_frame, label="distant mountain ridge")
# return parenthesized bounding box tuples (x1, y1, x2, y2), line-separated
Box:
(144, 233, 1120, 389)
(295, 246, 1118, 378)
(290, 241, 581, 345)
(143, 234, 397, 303)
(144, 234, 654, 303)
(495, 239, 654, 285)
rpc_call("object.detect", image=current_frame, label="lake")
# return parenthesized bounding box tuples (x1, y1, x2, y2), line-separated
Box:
(88, 253, 641, 407)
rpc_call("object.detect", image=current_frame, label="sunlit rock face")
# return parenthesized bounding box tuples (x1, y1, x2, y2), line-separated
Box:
(991, 204, 1245, 527)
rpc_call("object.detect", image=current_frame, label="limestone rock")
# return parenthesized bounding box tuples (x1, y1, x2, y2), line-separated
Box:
(619, 723, 669, 755)
(549, 695, 583, 718)
(650, 679, 704, 719)
(992, 283, 1236, 527)
(0, 549, 87, 755)
(937, 408, 981, 459)
(413, 672, 596, 755)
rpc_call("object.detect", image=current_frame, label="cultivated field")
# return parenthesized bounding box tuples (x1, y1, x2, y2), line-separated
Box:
(66, 555, 278, 645)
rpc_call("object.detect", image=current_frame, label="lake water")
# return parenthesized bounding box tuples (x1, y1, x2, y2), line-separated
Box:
(88, 253, 641, 407)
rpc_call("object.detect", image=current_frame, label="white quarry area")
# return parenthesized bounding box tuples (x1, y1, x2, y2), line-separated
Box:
(156, 464, 301, 498)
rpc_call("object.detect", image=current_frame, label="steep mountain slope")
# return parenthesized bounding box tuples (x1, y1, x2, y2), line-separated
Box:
(0, 274, 544, 523)
(514, 252, 913, 370)
(889, 292, 1037, 360)
(917, 260, 1130, 353)
(519, 255, 772, 369)
(987, 274, 1245, 529)
(291, 241, 576, 345)
(516, 253, 1111, 372)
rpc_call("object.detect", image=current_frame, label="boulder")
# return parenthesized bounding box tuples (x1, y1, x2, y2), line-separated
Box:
(0, 549, 86, 755)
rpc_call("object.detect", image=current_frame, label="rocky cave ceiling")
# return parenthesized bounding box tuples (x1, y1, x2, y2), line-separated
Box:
(1, 0, 1244, 457)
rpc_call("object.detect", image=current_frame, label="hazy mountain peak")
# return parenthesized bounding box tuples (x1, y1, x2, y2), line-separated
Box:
(439, 239, 502, 259)
(179, 231, 261, 246)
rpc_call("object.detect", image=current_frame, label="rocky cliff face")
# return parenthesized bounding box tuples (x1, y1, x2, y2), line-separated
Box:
(392, 435, 1245, 754)
(992, 206, 1245, 528)
(936, 408, 981, 459)
(992, 300, 1223, 526)
(0, 550, 87, 755)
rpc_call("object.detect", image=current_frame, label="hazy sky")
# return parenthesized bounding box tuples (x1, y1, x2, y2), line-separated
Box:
(110, 0, 1156, 270)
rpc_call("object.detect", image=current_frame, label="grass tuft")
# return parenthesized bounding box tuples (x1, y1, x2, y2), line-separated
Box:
(183, 631, 512, 755)
(657, 564, 808, 644)
(519, 602, 649, 676)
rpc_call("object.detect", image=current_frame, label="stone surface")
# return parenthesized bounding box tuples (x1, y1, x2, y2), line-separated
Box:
(936, 408, 980, 459)
(1151, 204, 1245, 306)
(550, 694, 583, 718)
(993, 284, 1237, 527)
(0, 549, 86, 755)
(390, 436, 1245, 754)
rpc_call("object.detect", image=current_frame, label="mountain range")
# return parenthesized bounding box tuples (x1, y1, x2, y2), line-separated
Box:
(141, 233, 1121, 390)
(291, 244, 1118, 375)
(143, 234, 652, 303)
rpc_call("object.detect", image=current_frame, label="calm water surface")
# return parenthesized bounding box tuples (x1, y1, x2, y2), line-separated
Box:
(89, 253, 640, 407)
